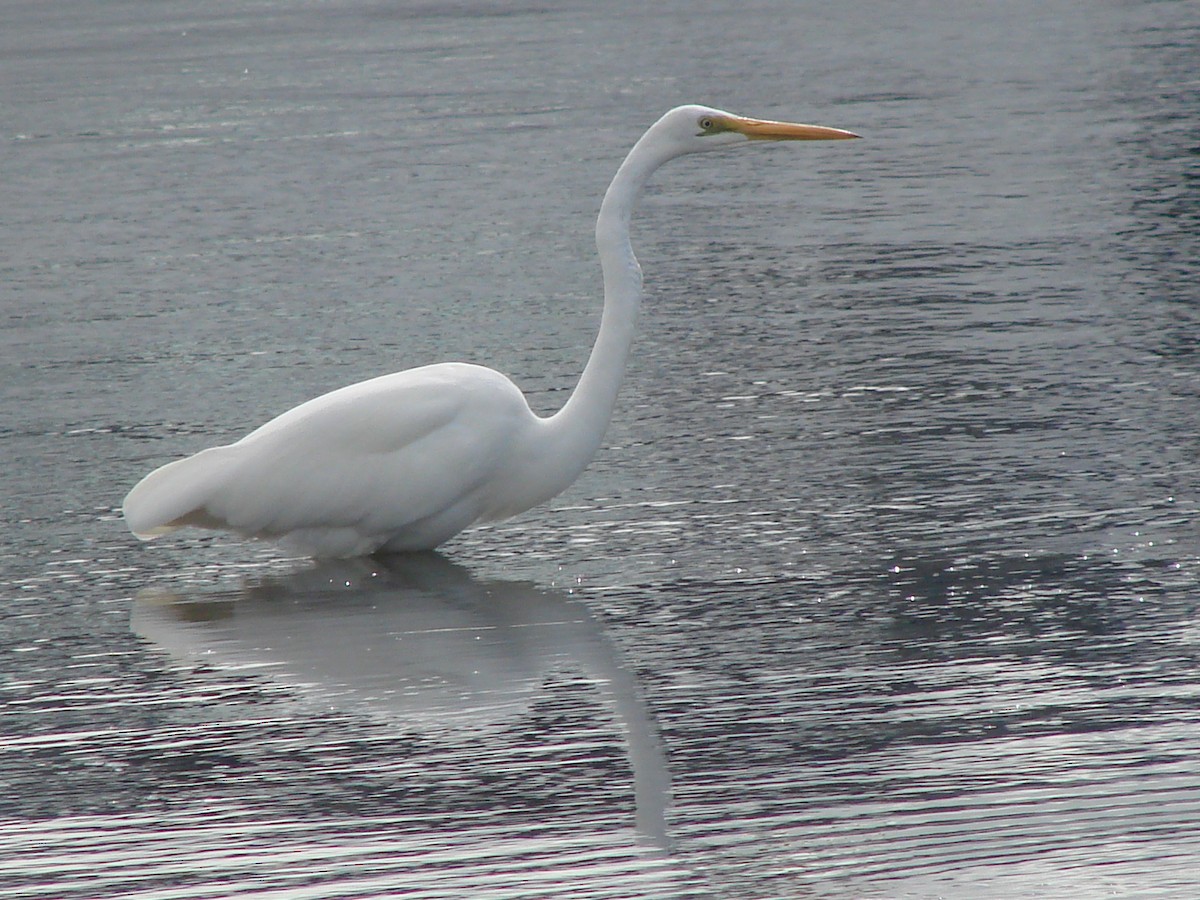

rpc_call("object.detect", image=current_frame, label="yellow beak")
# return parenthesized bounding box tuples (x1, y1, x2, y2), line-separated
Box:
(730, 115, 860, 141)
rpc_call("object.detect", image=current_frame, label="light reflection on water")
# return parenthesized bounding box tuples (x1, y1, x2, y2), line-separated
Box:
(2, 0, 1200, 896)
(2, 557, 692, 898)
(2, 812, 685, 899)
(130, 555, 672, 842)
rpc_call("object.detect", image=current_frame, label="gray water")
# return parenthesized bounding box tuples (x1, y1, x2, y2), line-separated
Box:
(3, 0, 1199, 897)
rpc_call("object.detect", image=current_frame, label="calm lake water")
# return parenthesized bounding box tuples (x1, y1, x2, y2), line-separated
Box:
(3, 0, 1199, 897)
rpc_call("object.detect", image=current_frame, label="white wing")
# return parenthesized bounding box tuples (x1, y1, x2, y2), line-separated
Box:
(123, 363, 534, 555)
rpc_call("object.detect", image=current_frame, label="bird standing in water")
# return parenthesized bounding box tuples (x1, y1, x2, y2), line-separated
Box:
(123, 105, 859, 557)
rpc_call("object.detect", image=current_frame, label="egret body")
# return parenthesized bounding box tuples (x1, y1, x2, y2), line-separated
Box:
(123, 105, 858, 557)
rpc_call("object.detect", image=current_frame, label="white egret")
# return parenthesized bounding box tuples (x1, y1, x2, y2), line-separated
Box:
(123, 105, 858, 557)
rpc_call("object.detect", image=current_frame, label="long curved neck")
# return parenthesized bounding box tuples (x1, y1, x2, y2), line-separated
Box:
(539, 132, 674, 484)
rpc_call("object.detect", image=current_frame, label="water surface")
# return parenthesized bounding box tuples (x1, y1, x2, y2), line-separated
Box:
(3, 0, 1199, 897)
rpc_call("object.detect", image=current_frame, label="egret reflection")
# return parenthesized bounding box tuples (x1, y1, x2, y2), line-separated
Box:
(131, 553, 671, 843)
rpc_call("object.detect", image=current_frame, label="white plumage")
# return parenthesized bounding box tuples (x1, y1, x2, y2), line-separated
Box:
(123, 105, 858, 557)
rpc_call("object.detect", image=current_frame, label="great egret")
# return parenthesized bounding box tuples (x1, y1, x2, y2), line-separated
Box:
(123, 105, 858, 557)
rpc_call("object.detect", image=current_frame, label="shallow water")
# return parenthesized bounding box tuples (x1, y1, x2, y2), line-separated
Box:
(3, 0, 1200, 897)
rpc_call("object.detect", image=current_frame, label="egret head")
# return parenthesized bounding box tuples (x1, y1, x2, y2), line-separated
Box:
(651, 104, 860, 158)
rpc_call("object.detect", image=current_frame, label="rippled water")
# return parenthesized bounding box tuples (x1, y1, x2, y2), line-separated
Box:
(3, 0, 1199, 897)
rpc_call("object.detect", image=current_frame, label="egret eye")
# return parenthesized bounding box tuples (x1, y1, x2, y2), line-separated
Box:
(698, 116, 716, 133)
